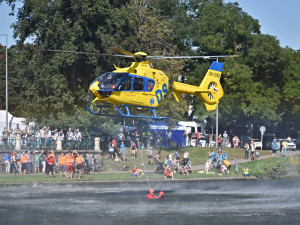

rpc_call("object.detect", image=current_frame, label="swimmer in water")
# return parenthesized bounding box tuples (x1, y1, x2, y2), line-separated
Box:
(146, 189, 158, 199)
(158, 191, 165, 199)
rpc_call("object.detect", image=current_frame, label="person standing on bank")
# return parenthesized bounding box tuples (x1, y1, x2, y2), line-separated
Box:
(244, 143, 249, 160)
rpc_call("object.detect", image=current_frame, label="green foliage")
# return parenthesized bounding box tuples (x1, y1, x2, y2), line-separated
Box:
(250, 157, 294, 179)
(0, 0, 299, 137)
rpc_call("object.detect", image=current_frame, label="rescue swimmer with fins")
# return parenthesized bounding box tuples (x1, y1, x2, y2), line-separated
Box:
(146, 189, 165, 199)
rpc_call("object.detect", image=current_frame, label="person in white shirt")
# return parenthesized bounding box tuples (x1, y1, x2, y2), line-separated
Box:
(74, 128, 82, 141)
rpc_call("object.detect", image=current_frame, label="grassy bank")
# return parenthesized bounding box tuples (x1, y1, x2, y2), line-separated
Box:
(0, 147, 277, 184)
(101, 146, 272, 172)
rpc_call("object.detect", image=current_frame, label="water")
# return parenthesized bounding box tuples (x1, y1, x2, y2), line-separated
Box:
(1, 179, 300, 225)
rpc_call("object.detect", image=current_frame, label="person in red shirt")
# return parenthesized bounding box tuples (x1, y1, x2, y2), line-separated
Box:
(164, 165, 174, 180)
(46, 151, 56, 177)
(132, 166, 142, 177)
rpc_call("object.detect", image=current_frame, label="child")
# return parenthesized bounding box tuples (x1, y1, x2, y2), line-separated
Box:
(205, 160, 210, 173)
(224, 151, 228, 160)
(220, 164, 227, 175)
(242, 166, 251, 176)
(234, 156, 239, 174)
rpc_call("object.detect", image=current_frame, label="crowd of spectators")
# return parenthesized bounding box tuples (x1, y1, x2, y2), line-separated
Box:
(206, 148, 233, 175)
(2, 125, 83, 150)
(1, 150, 94, 179)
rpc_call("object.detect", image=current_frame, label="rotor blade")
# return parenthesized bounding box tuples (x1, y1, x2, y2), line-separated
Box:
(110, 47, 136, 57)
(48, 49, 135, 58)
(147, 55, 239, 59)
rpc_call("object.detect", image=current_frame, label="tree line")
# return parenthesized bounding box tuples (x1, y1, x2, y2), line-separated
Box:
(0, 0, 299, 138)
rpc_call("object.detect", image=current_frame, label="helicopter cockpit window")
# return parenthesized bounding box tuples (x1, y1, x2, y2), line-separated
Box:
(118, 76, 132, 90)
(97, 73, 127, 90)
(133, 77, 144, 91)
(147, 80, 155, 91)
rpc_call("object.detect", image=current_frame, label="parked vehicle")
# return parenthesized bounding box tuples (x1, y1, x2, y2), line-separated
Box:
(251, 139, 262, 149)
(285, 139, 296, 151)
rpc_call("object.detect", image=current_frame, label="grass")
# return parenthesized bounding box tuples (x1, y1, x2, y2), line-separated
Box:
(101, 146, 272, 172)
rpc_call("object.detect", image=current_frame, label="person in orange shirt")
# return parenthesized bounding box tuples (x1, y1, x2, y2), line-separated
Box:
(20, 152, 28, 175)
(66, 151, 74, 179)
(46, 151, 56, 177)
(74, 152, 84, 179)
(58, 153, 67, 178)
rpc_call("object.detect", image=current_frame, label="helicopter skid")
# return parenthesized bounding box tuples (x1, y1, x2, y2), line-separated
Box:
(86, 104, 167, 120)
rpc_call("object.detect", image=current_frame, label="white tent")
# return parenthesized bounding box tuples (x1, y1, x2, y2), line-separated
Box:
(0, 110, 27, 133)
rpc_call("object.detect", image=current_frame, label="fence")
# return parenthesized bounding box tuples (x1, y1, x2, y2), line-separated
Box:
(0, 136, 95, 151)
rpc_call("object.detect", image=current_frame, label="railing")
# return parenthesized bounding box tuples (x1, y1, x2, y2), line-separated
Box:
(0, 136, 95, 151)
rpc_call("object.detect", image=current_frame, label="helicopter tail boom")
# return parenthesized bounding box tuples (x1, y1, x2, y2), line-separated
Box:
(172, 61, 224, 111)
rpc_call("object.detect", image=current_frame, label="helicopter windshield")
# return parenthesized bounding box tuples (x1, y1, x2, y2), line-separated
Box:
(97, 73, 127, 90)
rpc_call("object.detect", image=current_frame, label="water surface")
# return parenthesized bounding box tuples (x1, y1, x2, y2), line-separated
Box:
(1, 179, 300, 225)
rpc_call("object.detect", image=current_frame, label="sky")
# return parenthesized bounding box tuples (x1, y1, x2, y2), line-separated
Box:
(0, 0, 300, 50)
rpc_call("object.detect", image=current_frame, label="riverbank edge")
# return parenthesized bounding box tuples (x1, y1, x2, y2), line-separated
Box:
(0, 176, 257, 187)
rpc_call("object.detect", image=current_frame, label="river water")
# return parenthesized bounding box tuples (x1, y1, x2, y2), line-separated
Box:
(0, 178, 300, 225)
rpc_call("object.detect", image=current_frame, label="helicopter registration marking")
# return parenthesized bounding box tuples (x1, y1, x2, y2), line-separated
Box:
(208, 71, 221, 78)
(155, 81, 172, 104)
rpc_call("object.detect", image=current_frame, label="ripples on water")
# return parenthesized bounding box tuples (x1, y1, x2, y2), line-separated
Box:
(1, 179, 300, 225)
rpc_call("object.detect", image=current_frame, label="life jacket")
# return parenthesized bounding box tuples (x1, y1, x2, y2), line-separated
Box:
(146, 194, 154, 199)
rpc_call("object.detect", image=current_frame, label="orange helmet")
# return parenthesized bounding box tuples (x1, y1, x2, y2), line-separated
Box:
(159, 191, 164, 196)
(149, 189, 154, 193)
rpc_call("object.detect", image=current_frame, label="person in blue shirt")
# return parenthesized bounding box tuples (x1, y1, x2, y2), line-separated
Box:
(4, 153, 10, 173)
(120, 142, 127, 170)
(272, 137, 277, 157)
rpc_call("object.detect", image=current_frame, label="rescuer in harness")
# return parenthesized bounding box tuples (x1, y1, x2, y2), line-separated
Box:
(146, 189, 165, 199)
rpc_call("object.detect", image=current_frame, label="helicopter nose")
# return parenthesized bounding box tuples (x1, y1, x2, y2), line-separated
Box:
(89, 82, 99, 96)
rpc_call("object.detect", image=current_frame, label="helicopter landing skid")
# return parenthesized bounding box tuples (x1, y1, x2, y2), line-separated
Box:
(86, 104, 167, 120)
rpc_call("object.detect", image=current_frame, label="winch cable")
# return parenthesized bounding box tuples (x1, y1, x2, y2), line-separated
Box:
(139, 148, 152, 190)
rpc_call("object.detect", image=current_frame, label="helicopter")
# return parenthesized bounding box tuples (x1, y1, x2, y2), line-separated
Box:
(51, 48, 236, 119)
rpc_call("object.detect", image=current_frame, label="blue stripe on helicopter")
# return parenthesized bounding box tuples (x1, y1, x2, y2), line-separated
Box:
(209, 62, 224, 72)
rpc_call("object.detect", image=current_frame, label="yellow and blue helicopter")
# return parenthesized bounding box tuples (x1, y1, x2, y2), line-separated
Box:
(52, 48, 235, 119)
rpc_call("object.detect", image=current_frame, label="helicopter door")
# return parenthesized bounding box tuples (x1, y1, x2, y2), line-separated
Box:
(133, 77, 144, 91)
(118, 76, 132, 91)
